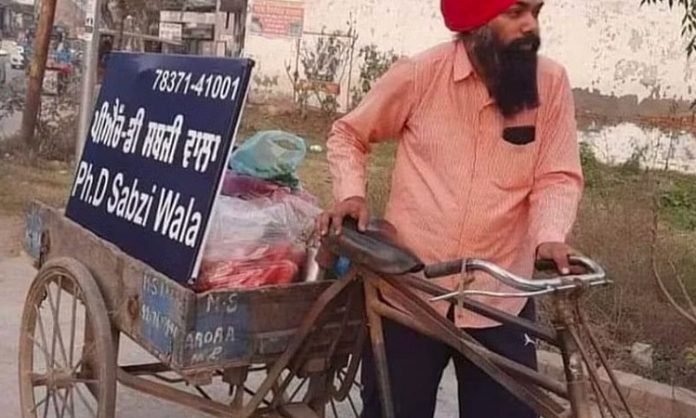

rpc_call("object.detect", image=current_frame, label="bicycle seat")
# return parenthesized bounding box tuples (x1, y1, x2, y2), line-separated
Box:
(321, 218, 424, 275)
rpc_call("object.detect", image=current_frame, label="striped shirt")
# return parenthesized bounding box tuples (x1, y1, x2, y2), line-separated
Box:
(327, 40, 583, 328)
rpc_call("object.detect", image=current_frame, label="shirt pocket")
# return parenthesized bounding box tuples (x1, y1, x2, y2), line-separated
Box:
(488, 134, 538, 191)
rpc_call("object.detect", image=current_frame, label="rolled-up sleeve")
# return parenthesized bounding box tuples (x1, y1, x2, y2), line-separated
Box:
(529, 68, 584, 246)
(326, 58, 417, 202)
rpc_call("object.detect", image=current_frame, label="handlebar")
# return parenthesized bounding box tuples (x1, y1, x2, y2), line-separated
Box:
(423, 256, 608, 298)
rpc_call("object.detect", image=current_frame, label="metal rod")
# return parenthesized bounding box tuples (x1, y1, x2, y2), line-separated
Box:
(20, 0, 58, 149)
(377, 274, 566, 418)
(116, 368, 236, 417)
(75, 0, 102, 161)
(576, 306, 636, 418)
(238, 271, 357, 417)
(567, 326, 621, 418)
(399, 275, 558, 344)
(371, 299, 569, 399)
(364, 280, 395, 418)
(332, 329, 366, 401)
(554, 297, 593, 418)
(431, 281, 608, 301)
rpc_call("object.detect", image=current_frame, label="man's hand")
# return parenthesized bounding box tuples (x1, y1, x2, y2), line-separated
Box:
(536, 242, 583, 275)
(317, 197, 370, 236)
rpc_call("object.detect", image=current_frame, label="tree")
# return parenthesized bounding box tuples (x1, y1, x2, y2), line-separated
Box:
(640, 0, 696, 56)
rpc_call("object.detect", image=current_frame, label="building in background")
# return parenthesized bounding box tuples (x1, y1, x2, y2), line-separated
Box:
(157, 0, 246, 56)
(241, 0, 696, 117)
(0, 0, 33, 39)
(53, 0, 86, 38)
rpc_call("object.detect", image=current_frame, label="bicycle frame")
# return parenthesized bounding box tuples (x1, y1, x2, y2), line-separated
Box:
(351, 269, 635, 418)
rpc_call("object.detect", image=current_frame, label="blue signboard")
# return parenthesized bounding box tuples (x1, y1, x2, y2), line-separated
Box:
(66, 53, 254, 283)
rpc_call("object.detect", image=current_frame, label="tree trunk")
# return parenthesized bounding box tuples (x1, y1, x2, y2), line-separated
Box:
(21, 0, 58, 150)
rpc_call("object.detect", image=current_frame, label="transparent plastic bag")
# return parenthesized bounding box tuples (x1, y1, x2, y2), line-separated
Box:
(229, 130, 307, 189)
(195, 193, 321, 292)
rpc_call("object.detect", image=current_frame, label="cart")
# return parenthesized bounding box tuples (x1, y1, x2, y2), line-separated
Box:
(20, 202, 366, 418)
(19, 201, 636, 418)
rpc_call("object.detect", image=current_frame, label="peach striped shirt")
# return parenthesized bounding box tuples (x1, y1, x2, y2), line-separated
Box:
(327, 40, 583, 328)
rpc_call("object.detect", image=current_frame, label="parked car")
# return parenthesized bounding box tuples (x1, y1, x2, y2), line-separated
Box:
(11, 46, 25, 69)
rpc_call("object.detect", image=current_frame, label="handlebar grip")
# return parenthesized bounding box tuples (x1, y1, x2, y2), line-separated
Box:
(423, 260, 463, 278)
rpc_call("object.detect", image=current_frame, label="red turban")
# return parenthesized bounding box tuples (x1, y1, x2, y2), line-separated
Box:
(441, 0, 517, 32)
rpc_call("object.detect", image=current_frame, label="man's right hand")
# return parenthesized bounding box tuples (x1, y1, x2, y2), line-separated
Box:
(317, 196, 370, 236)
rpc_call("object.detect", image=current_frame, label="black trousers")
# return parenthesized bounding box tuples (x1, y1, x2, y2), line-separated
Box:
(361, 302, 538, 418)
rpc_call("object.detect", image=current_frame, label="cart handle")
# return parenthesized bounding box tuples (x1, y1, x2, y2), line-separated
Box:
(423, 256, 608, 293)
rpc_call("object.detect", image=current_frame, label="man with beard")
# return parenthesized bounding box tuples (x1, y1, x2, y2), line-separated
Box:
(318, 0, 582, 417)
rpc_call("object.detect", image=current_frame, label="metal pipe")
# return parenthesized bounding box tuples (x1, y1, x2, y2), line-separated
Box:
(377, 275, 567, 418)
(576, 306, 636, 418)
(430, 280, 609, 301)
(554, 297, 593, 418)
(75, 0, 102, 161)
(567, 326, 621, 418)
(371, 301, 569, 399)
(399, 275, 558, 344)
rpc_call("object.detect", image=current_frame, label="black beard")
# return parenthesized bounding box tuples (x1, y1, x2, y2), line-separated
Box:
(470, 32, 541, 117)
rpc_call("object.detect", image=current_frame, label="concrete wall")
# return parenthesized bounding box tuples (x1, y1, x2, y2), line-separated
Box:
(54, 0, 85, 38)
(243, 0, 694, 115)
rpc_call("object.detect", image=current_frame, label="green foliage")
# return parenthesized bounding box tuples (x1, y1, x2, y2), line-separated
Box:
(580, 142, 696, 232)
(579, 142, 602, 188)
(640, 0, 696, 56)
(660, 176, 696, 230)
(686, 345, 696, 368)
(285, 21, 358, 117)
(351, 45, 400, 108)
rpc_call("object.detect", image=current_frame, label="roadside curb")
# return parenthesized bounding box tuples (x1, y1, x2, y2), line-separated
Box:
(538, 350, 696, 418)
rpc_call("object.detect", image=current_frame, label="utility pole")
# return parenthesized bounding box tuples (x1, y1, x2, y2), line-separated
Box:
(20, 0, 58, 149)
(75, 0, 102, 161)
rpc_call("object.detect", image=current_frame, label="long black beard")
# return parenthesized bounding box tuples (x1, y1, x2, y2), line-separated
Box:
(469, 31, 541, 117)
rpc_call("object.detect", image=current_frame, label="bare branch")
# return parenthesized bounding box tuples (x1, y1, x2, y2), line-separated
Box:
(649, 179, 696, 326)
(668, 259, 696, 315)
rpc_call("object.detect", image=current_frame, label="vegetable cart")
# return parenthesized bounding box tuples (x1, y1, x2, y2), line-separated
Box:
(19, 201, 636, 418)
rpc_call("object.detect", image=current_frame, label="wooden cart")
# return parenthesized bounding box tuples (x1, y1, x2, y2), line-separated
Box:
(19, 202, 366, 418)
(19, 201, 638, 418)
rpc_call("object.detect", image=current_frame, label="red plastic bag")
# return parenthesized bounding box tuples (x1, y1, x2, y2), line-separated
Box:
(195, 244, 305, 292)
(195, 259, 299, 292)
(195, 191, 320, 292)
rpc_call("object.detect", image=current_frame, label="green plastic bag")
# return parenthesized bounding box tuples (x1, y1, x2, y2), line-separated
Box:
(229, 130, 307, 189)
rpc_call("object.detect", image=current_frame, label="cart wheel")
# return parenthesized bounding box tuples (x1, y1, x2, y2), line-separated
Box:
(18, 258, 117, 418)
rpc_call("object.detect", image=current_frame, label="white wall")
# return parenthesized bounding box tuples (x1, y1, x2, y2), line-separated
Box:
(244, 0, 694, 106)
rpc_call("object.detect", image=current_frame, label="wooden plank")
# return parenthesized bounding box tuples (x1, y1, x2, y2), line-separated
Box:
(178, 282, 363, 369)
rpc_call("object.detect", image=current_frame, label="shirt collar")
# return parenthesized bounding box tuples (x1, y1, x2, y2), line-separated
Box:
(453, 41, 474, 82)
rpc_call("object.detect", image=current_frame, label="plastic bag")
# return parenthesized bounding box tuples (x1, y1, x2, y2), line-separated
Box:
(229, 130, 307, 189)
(221, 171, 320, 207)
(195, 193, 321, 292)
